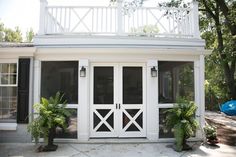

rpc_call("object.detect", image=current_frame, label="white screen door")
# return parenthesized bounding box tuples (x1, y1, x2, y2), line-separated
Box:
(90, 63, 146, 138)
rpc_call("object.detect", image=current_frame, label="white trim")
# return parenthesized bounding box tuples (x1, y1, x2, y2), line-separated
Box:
(78, 59, 89, 141)
(0, 48, 35, 58)
(0, 123, 17, 130)
(33, 60, 41, 105)
(28, 57, 34, 123)
(35, 47, 209, 56)
(0, 59, 18, 63)
(34, 35, 206, 48)
(146, 59, 158, 140)
(199, 55, 205, 138)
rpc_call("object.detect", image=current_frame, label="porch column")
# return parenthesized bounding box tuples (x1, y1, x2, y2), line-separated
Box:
(199, 55, 205, 134)
(147, 60, 158, 140)
(78, 59, 90, 141)
(33, 60, 41, 106)
(194, 55, 205, 139)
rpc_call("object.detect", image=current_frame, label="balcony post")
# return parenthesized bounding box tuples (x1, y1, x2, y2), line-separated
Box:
(117, 0, 123, 35)
(191, 0, 200, 38)
(39, 0, 48, 35)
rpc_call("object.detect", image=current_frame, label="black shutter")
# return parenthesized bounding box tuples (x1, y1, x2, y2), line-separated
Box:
(17, 58, 30, 123)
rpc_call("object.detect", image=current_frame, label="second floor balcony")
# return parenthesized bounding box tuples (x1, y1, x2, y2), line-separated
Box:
(38, 0, 200, 39)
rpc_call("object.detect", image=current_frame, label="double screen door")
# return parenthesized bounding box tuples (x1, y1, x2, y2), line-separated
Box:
(90, 63, 146, 138)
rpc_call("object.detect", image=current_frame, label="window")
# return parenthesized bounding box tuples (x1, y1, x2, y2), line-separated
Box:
(159, 108, 174, 138)
(158, 61, 194, 103)
(0, 63, 17, 121)
(41, 61, 78, 104)
(55, 109, 77, 139)
(41, 61, 78, 139)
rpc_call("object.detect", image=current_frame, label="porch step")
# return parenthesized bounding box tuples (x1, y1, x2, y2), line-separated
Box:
(205, 111, 236, 146)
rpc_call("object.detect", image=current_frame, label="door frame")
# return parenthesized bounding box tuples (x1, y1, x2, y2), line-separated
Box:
(118, 63, 147, 137)
(89, 62, 146, 138)
(90, 63, 119, 137)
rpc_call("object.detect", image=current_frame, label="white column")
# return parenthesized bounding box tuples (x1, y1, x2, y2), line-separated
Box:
(78, 59, 90, 141)
(28, 57, 34, 122)
(199, 55, 205, 134)
(191, 0, 200, 38)
(194, 55, 205, 139)
(147, 60, 158, 141)
(33, 60, 41, 106)
(117, 0, 123, 35)
(39, 0, 48, 35)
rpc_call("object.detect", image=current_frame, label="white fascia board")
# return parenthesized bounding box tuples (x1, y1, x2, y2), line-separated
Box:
(35, 47, 209, 56)
(34, 35, 206, 49)
(0, 47, 36, 58)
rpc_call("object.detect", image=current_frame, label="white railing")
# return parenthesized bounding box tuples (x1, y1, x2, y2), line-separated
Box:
(45, 6, 117, 34)
(39, 0, 200, 38)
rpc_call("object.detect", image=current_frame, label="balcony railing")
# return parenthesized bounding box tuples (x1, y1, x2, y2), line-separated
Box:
(39, 0, 200, 38)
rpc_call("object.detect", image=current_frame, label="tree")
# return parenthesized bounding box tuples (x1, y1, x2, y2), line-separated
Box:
(0, 22, 4, 41)
(0, 22, 23, 42)
(199, 0, 236, 99)
(4, 26, 23, 42)
(26, 28, 34, 42)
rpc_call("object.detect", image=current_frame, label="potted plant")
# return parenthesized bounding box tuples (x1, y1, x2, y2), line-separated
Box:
(27, 92, 71, 152)
(165, 99, 199, 152)
(204, 124, 219, 145)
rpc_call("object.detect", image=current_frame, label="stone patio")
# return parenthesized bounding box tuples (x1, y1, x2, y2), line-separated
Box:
(0, 142, 236, 157)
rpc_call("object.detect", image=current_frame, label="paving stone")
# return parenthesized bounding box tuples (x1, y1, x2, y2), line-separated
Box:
(0, 142, 236, 157)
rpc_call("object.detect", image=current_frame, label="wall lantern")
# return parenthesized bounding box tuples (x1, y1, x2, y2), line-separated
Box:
(151, 66, 157, 77)
(80, 66, 86, 77)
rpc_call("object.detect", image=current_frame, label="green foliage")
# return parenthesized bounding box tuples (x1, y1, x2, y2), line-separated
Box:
(26, 28, 34, 42)
(199, 0, 236, 108)
(165, 99, 198, 152)
(199, 0, 236, 101)
(204, 125, 217, 140)
(27, 92, 71, 144)
(0, 22, 4, 41)
(4, 26, 22, 42)
(130, 24, 159, 36)
(0, 22, 23, 42)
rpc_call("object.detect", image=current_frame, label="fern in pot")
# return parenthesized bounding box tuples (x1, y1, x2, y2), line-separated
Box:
(27, 92, 71, 152)
(165, 99, 199, 152)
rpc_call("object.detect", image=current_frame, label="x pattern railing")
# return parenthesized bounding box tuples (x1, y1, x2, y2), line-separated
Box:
(44, 6, 194, 37)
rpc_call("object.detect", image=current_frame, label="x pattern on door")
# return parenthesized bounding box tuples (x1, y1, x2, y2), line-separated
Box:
(122, 108, 143, 132)
(90, 64, 146, 138)
(93, 108, 114, 132)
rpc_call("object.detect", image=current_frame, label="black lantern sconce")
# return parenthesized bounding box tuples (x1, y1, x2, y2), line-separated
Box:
(151, 66, 157, 77)
(80, 66, 86, 77)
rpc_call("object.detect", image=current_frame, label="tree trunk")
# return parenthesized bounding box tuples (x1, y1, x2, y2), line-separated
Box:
(223, 62, 236, 99)
(202, 0, 236, 100)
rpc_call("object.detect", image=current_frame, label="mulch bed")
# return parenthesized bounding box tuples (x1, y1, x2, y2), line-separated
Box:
(205, 111, 236, 146)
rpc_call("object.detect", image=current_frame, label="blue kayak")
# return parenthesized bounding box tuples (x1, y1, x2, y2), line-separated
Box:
(220, 100, 236, 116)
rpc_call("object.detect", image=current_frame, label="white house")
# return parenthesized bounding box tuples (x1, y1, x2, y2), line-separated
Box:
(0, 0, 209, 142)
